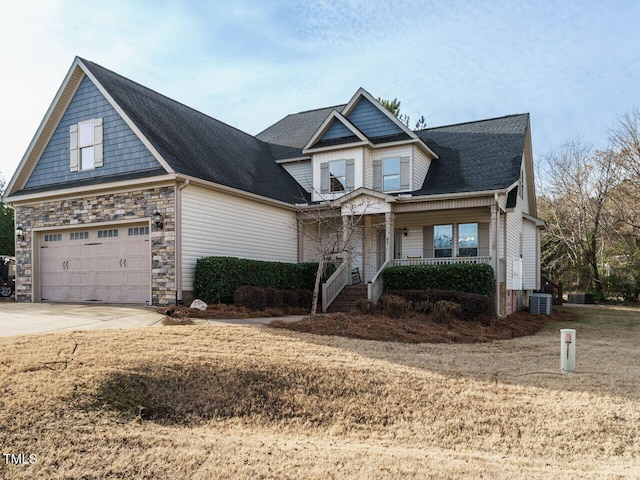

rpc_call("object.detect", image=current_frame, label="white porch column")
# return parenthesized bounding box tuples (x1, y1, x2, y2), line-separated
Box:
(491, 202, 501, 317)
(385, 211, 395, 265)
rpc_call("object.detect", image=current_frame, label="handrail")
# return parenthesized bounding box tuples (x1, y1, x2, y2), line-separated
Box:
(321, 262, 349, 312)
(367, 259, 389, 302)
(389, 256, 492, 267)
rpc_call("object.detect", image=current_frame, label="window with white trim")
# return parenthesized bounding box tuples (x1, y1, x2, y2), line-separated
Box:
(382, 157, 400, 191)
(457, 223, 478, 257)
(78, 120, 95, 170)
(70, 232, 89, 241)
(69, 118, 103, 172)
(329, 159, 346, 192)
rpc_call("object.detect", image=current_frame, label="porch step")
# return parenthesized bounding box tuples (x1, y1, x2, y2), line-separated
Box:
(326, 285, 369, 313)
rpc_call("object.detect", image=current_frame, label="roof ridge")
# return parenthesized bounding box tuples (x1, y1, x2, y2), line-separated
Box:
(79, 57, 259, 142)
(415, 113, 529, 132)
(292, 104, 346, 115)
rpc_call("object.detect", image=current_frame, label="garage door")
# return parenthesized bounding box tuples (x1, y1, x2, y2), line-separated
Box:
(39, 225, 150, 303)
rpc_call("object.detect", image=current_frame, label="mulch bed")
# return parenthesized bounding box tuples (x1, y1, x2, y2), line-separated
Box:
(159, 303, 579, 344)
(268, 309, 580, 344)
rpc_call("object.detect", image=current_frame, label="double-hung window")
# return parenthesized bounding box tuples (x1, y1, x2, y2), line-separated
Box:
(382, 157, 400, 191)
(329, 160, 346, 192)
(70, 118, 103, 172)
(78, 120, 95, 170)
(320, 159, 354, 194)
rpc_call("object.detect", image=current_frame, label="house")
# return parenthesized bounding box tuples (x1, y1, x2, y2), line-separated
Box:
(3, 57, 543, 315)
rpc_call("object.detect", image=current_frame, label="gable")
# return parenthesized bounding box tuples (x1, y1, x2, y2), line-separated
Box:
(346, 97, 404, 139)
(23, 75, 162, 190)
(314, 116, 360, 147)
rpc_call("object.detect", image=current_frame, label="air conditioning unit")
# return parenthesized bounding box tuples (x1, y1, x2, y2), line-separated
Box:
(529, 293, 552, 315)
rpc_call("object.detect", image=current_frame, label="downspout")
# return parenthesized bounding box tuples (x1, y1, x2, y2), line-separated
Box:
(175, 178, 190, 304)
(494, 193, 501, 317)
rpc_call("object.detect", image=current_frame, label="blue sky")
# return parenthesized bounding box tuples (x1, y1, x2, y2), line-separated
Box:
(1, 0, 639, 182)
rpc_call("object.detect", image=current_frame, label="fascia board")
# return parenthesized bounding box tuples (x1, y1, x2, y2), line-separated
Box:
(6, 58, 85, 196)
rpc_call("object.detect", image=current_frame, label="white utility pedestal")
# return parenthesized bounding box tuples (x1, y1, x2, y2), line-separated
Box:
(561, 329, 576, 373)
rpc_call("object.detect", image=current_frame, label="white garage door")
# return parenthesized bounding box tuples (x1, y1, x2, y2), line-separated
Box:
(39, 225, 150, 303)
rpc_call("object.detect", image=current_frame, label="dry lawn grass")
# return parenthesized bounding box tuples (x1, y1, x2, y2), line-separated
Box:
(0, 305, 639, 479)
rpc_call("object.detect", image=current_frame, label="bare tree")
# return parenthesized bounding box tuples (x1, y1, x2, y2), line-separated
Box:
(539, 140, 621, 297)
(297, 192, 380, 319)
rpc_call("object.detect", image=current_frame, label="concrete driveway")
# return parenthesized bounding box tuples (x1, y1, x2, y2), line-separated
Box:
(0, 303, 165, 336)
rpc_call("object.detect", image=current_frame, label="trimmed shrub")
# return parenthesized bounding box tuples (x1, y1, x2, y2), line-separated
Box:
(281, 290, 299, 307)
(383, 289, 494, 324)
(381, 263, 495, 298)
(264, 287, 284, 308)
(431, 300, 461, 324)
(234, 286, 268, 311)
(194, 257, 336, 304)
(297, 289, 313, 310)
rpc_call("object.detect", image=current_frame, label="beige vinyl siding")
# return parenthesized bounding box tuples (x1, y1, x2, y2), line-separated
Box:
(395, 196, 494, 213)
(363, 148, 372, 190)
(282, 160, 313, 194)
(522, 219, 538, 289)
(180, 185, 298, 291)
(301, 220, 319, 262)
(505, 196, 524, 290)
(412, 145, 430, 190)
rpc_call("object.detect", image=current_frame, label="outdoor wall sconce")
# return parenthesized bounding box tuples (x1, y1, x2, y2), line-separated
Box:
(152, 210, 164, 230)
(402, 227, 408, 237)
(15, 225, 23, 239)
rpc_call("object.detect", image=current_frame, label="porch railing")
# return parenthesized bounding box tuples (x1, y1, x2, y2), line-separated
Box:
(389, 256, 492, 267)
(322, 262, 350, 313)
(367, 260, 389, 302)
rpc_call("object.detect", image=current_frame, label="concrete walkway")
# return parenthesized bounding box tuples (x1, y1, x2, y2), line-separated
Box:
(0, 303, 165, 336)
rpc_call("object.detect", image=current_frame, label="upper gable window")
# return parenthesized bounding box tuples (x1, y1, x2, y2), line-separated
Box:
(78, 120, 95, 170)
(70, 118, 103, 172)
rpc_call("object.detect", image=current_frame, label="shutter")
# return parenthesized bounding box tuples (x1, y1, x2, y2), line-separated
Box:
(400, 155, 411, 189)
(423, 226, 434, 258)
(320, 162, 329, 193)
(372, 159, 382, 190)
(94, 118, 103, 167)
(69, 124, 79, 172)
(478, 222, 489, 256)
(345, 158, 355, 190)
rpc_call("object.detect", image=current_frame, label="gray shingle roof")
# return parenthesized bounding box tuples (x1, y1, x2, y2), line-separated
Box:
(414, 114, 529, 195)
(82, 59, 309, 204)
(256, 105, 346, 149)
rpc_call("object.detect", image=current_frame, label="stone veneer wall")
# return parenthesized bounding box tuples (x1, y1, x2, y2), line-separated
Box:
(14, 186, 176, 305)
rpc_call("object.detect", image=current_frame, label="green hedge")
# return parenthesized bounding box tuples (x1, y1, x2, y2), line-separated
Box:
(194, 256, 335, 304)
(381, 263, 495, 297)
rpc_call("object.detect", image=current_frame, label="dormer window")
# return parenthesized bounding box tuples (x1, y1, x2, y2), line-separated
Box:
(330, 160, 346, 192)
(320, 158, 355, 194)
(373, 155, 411, 192)
(69, 118, 103, 172)
(383, 157, 400, 191)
